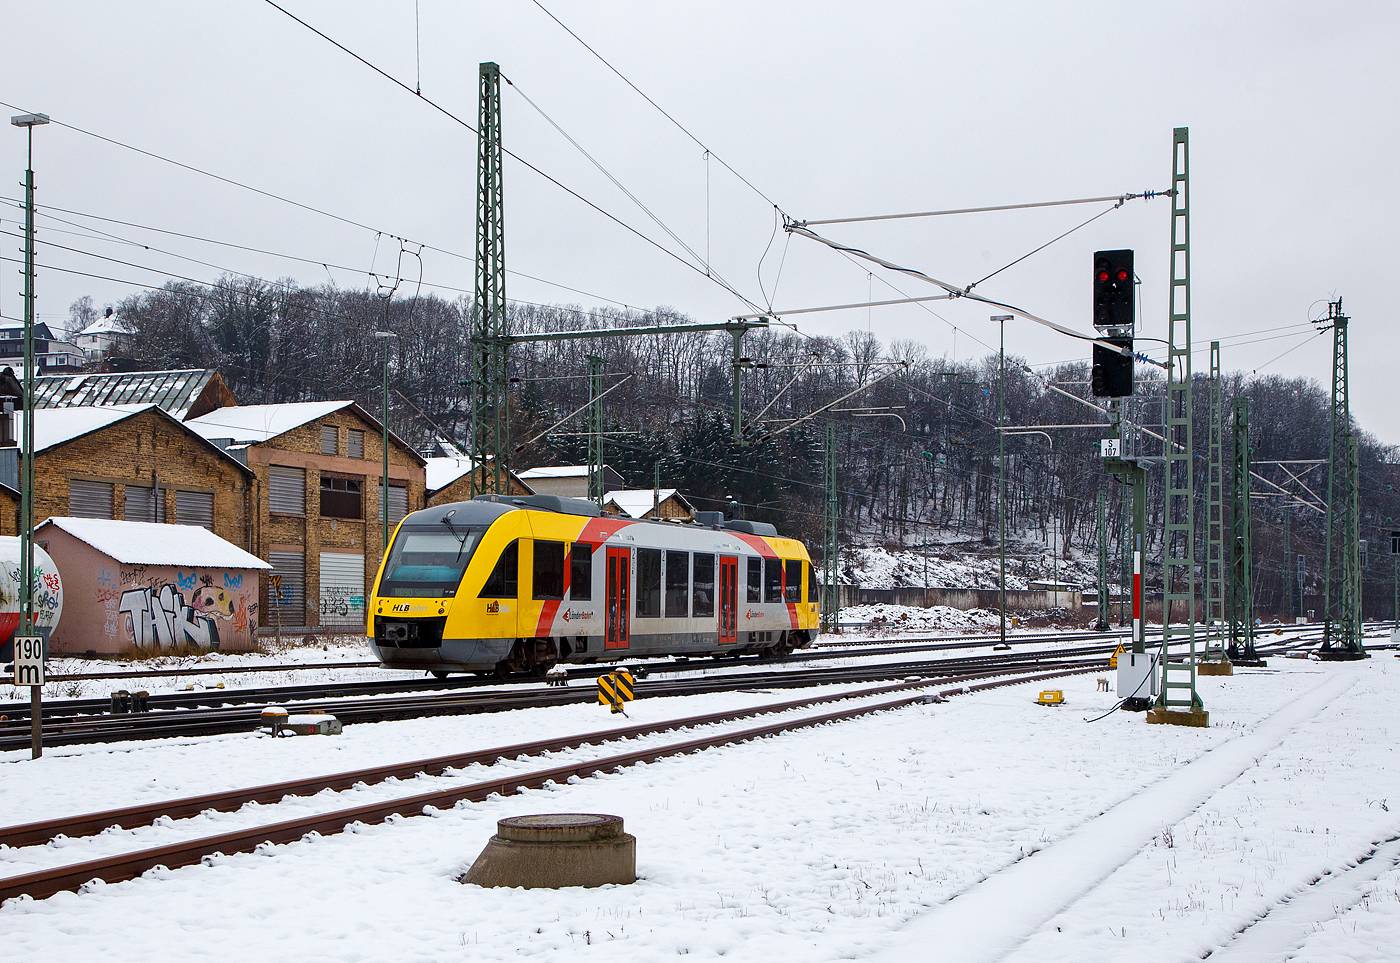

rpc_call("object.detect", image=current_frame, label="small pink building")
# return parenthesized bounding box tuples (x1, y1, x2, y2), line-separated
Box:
(36, 517, 271, 655)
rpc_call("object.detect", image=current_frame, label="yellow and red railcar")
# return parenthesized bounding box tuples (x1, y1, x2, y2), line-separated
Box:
(368, 494, 819, 676)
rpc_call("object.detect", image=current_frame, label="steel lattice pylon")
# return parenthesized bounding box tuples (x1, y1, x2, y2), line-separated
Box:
(1096, 489, 1109, 630)
(587, 355, 605, 505)
(1227, 397, 1256, 661)
(1157, 127, 1202, 712)
(1205, 341, 1224, 649)
(1320, 299, 1364, 657)
(823, 421, 839, 632)
(470, 62, 509, 496)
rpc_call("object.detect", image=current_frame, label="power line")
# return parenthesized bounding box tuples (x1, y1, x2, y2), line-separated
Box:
(793, 190, 1168, 228)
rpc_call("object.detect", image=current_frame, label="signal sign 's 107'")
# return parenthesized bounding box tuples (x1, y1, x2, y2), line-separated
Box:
(12, 636, 44, 686)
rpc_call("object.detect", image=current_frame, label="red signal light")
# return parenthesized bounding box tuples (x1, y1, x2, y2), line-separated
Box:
(1097, 271, 1109, 282)
(1116, 268, 1129, 281)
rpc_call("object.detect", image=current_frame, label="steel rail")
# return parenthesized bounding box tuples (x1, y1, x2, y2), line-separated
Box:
(0, 666, 1090, 903)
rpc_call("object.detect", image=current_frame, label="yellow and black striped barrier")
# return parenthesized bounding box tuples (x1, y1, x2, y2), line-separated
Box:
(598, 668, 636, 714)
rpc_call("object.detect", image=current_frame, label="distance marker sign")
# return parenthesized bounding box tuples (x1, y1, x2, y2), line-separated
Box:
(12, 636, 44, 686)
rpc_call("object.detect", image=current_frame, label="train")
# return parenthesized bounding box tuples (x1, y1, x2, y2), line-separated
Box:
(367, 493, 820, 677)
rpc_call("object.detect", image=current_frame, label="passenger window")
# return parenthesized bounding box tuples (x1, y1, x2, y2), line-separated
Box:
(765, 557, 782, 603)
(785, 559, 801, 603)
(636, 548, 661, 618)
(747, 557, 762, 603)
(479, 540, 519, 598)
(692, 553, 715, 618)
(532, 540, 566, 600)
(665, 551, 689, 618)
(570, 543, 592, 601)
(807, 562, 819, 603)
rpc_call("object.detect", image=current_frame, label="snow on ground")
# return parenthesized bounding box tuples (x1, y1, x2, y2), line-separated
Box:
(4, 655, 1399, 961)
(844, 543, 1096, 591)
(839, 602, 1003, 633)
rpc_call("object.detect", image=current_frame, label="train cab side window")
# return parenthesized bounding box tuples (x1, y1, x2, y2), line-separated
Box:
(747, 557, 762, 603)
(665, 551, 689, 618)
(807, 562, 818, 603)
(765, 557, 783, 603)
(533, 540, 566, 600)
(569, 544, 592, 601)
(636, 548, 661, 618)
(479, 540, 519, 598)
(692, 553, 715, 618)
(785, 559, 801, 603)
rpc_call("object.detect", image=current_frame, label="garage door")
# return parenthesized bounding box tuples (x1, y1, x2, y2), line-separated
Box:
(319, 551, 365, 629)
(268, 550, 304, 621)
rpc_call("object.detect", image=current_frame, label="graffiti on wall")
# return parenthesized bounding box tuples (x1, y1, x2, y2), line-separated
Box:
(106, 567, 259, 651)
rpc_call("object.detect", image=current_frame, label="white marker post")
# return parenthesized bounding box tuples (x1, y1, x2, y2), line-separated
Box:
(13, 635, 44, 757)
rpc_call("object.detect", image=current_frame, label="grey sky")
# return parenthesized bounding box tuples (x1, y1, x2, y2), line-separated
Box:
(4, 1, 1397, 441)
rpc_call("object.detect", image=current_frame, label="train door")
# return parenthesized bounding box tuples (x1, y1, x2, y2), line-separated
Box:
(719, 555, 738, 646)
(606, 546, 630, 648)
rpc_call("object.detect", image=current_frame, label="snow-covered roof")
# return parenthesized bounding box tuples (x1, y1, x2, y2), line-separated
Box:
(37, 517, 272, 569)
(27, 403, 159, 453)
(31, 368, 233, 421)
(604, 488, 692, 519)
(518, 465, 591, 479)
(425, 456, 477, 492)
(185, 401, 352, 444)
(76, 316, 130, 337)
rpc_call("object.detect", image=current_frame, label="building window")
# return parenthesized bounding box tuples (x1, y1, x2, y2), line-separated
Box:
(385, 484, 408, 528)
(665, 551, 689, 618)
(692, 553, 715, 618)
(69, 479, 114, 519)
(747, 557, 762, 603)
(533, 540, 566, 600)
(124, 485, 166, 523)
(320, 424, 338, 455)
(269, 465, 306, 516)
(320, 476, 362, 519)
(348, 429, 365, 459)
(636, 548, 661, 618)
(176, 491, 215, 530)
(570, 544, 592, 601)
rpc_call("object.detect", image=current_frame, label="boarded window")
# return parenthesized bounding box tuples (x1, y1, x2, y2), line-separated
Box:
(176, 490, 215, 530)
(570, 544, 592, 601)
(480, 540, 519, 598)
(319, 476, 362, 519)
(532, 540, 566, 600)
(636, 548, 661, 618)
(747, 557, 762, 603)
(692, 553, 715, 618)
(765, 558, 783, 603)
(387, 485, 408, 528)
(69, 480, 114, 519)
(124, 485, 166, 523)
(319, 551, 365, 627)
(269, 550, 304, 614)
(320, 424, 338, 455)
(665, 551, 689, 618)
(269, 465, 306, 515)
(785, 559, 801, 603)
(347, 429, 365, 459)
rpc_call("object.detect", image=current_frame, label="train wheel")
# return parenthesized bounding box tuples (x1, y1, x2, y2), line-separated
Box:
(431, 670, 450, 680)
(530, 661, 556, 678)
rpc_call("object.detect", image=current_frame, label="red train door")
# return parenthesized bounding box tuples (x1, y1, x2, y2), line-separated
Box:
(719, 555, 738, 646)
(606, 546, 629, 648)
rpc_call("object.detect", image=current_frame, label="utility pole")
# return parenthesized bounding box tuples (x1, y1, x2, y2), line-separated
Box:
(12, 111, 48, 760)
(1227, 397, 1259, 664)
(1205, 342, 1224, 653)
(822, 421, 839, 633)
(1282, 510, 1294, 622)
(1095, 488, 1109, 630)
(374, 331, 396, 552)
(992, 315, 1013, 647)
(1318, 298, 1365, 659)
(1154, 127, 1205, 722)
(470, 62, 508, 496)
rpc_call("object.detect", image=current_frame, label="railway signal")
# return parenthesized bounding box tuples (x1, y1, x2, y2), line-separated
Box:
(1093, 249, 1134, 330)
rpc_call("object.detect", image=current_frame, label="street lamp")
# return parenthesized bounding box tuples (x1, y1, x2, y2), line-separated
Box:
(12, 111, 48, 761)
(990, 314, 1014, 647)
(373, 331, 396, 554)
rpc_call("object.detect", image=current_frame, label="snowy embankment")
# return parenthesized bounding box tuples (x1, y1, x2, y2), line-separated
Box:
(844, 544, 1097, 591)
(3, 656, 1398, 961)
(839, 602, 1003, 632)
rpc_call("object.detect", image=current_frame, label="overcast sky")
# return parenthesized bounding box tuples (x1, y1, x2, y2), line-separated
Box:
(4, 1, 1397, 442)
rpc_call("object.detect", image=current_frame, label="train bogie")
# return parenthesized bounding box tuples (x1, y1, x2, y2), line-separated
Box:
(369, 495, 819, 676)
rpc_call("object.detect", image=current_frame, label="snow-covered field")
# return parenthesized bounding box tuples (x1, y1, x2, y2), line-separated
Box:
(4, 654, 1398, 962)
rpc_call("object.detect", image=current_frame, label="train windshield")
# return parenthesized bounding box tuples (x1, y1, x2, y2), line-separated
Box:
(379, 526, 484, 597)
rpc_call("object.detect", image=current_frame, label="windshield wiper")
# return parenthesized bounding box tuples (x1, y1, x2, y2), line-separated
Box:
(441, 510, 472, 561)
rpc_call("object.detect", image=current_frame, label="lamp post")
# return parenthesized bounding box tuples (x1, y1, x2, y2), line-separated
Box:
(373, 331, 396, 555)
(12, 111, 48, 761)
(991, 315, 1013, 646)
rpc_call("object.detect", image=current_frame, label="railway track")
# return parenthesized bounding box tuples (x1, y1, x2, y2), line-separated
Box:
(0, 663, 1088, 903)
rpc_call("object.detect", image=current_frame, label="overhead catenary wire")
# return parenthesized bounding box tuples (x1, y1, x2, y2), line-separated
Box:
(793, 190, 1170, 228)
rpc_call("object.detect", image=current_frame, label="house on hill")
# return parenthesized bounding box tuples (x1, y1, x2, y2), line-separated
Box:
(0, 321, 84, 375)
(517, 464, 622, 498)
(425, 456, 531, 506)
(185, 401, 426, 633)
(602, 488, 697, 521)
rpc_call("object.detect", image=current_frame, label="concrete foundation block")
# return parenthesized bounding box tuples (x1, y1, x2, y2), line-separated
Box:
(1196, 660, 1233, 676)
(1145, 708, 1210, 728)
(461, 814, 636, 889)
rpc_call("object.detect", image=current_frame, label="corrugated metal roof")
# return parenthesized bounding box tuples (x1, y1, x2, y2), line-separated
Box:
(30, 369, 219, 420)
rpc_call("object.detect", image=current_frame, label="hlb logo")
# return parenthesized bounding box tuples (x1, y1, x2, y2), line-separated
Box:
(392, 603, 414, 612)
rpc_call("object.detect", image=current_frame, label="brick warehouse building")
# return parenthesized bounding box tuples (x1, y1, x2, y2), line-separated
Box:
(13, 404, 254, 545)
(186, 401, 426, 632)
